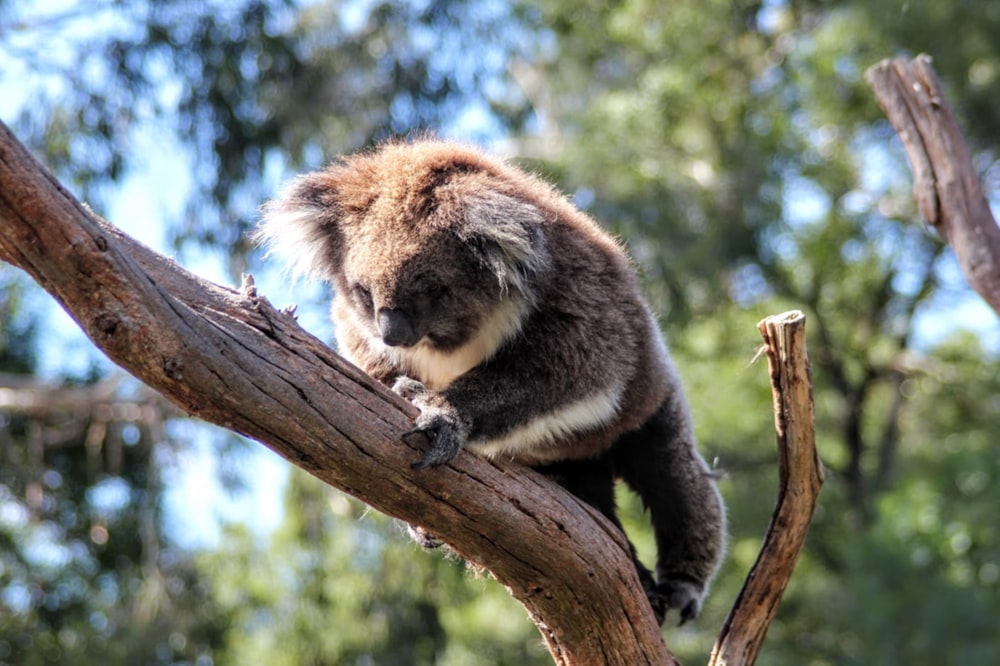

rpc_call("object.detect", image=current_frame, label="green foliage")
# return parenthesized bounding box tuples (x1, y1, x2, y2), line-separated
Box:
(2, 0, 535, 270)
(3, 0, 1000, 663)
(0, 386, 226, 663)
(200, 472, 550, 665)
(0, 274, 36, 374)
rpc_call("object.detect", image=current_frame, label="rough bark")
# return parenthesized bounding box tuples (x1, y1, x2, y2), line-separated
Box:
(865, 55, 1000, 315)
(0, 120, 673, 665)
(708, 311, 823, 666)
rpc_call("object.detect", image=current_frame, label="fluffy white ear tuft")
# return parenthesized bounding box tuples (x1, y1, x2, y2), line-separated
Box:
(254, 174, 341, 283)
(459, 191, 550, 297)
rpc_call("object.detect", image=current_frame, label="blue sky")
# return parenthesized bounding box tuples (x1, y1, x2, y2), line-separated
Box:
(0, 0, 510, 549)
(2, 0, 998, 551)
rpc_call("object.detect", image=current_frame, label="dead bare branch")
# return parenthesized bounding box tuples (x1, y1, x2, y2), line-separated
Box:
(709, 310, 823, 666)
(865, 55, 1000, 315)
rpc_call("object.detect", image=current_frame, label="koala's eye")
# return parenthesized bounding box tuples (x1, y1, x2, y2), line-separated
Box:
(414, 282, 450, 309)
(352, 285, 374, 311)
(423, 283, 450, 301)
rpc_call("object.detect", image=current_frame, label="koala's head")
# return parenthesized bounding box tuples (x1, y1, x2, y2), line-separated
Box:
(256, 140, 551, 352)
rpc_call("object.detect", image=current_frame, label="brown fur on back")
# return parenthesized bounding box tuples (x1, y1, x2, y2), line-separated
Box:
(257, 138, 726, 625)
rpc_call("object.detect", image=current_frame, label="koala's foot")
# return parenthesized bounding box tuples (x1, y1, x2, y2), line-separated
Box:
(406, 524, 444, 549)
(657, 577, 705, 625)
(636, 567, 667, 626)
(393, 376, 470, 470)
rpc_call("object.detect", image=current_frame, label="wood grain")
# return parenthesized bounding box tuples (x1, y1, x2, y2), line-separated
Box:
(0, 119, 673, 665)
(709, 311, 823, 666)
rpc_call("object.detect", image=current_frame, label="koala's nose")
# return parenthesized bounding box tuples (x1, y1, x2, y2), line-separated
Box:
(377, 308, 419, 347)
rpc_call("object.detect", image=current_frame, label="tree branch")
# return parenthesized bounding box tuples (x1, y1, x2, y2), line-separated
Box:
(0, 120, 673, 665)
(709, 311, 823, 666)
(865, 55, 1000, 315)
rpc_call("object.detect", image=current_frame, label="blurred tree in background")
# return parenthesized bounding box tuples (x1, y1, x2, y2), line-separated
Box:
(2, 0, 999, 664)
(0, 277, 225, 663)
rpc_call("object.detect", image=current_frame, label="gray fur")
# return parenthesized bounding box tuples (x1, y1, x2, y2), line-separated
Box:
(257, 138, 726, 625)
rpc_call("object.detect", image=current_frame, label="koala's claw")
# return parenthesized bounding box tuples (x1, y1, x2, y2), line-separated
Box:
(394, 376, 468, 469)
(637, 570, 667, 626)
(658, 578, 705, 625)
(408, 420, 463, 470)
(392, 375, 428, 400)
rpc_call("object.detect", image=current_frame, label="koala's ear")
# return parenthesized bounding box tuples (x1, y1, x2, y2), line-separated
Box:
(254, 172, 345, 282)
(458, 190, 551, 296)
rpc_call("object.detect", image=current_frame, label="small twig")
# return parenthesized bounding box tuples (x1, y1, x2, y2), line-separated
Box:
(865, 55, 1000, 315)
(709, 310, 824, 666)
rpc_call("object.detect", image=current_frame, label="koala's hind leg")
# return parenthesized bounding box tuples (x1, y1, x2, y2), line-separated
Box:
(613, 398, 726, 624)
(533, 457, 667, 625)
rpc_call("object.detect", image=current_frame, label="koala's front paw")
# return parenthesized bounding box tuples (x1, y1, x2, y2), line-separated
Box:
(393, 376, 470, 470)
(657, 577, 705, 625)
(391, 376, 428, 401)
(403, 410, 466, 470)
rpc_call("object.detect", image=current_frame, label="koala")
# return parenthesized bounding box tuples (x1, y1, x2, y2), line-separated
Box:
(256, 138, 725, 625)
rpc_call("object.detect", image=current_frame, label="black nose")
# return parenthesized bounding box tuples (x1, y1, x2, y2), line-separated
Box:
(377, 308, 418, 347)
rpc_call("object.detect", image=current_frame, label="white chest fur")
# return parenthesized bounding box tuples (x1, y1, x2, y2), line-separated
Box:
(378, 296, 529, 390)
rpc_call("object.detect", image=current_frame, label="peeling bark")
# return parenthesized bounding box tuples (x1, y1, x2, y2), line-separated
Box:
(0, 120, 672, 665)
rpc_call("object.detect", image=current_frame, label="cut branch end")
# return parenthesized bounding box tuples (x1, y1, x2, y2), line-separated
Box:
(709, 310, 823, 666)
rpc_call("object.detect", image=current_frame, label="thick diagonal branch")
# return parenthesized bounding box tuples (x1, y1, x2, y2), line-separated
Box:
(0, 120, 671, 665)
